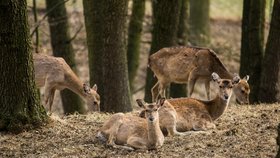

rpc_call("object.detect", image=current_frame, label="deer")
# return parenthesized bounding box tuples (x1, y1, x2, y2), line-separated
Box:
(140, 72, 240, 136)
(149, 46, 250, 104)
(96, 98, 165, 150)
(33, 53, 100, 112)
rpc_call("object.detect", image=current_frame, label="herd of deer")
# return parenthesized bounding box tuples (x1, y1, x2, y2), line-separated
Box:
(34, 46, 250, 151)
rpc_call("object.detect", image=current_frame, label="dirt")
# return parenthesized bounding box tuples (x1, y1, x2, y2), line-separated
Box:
(0, 104, 279, 157)
(1, 2, 279, 158)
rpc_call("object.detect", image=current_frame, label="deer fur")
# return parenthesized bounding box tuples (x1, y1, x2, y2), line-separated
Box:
(149, 46, 250, 104)
(33, 54, 100, 112)
(140, 73, 240, 136)
(96, 99, 165, 150)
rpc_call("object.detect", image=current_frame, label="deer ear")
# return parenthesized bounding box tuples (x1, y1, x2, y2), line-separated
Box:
(232, 75, 241, 84)
(83, 83, 91, 94)
(136, 99, 145, 108)
(212, 72, 220, 82)
(158, 97, 165, 107)
(92, 84, 98, 91)
(243, 75, 249, 82)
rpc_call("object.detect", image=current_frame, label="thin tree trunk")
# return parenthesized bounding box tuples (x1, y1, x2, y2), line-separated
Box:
(46, 0, 86, 114)
(144, 0, 181, 102)
(83, 0, 132, 112)
(189, 0, 210, 46)
(259, 0, 280, 103)
(240, 0, 265, 103)
(33, 0, 40, 53)
(277, 123, 280, 158)
(0, 0, 48, 132)
(127, 0, 146, 90)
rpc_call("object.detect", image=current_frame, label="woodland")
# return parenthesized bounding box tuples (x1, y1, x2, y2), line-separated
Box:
(0, 0, 280, 157)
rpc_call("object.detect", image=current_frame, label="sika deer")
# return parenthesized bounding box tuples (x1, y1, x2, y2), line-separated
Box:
(149, 46, 250, 104)
(33, 54, 100, 112)
(140, 73, 240, 135)
(96, 98, 165, 150)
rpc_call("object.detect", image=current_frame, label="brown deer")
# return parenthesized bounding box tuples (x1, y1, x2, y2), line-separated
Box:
(149, 46, 250, 104)
(33, 54, 100, 112)
(96, 98, 165, 150)
(140, 72, 240, 136)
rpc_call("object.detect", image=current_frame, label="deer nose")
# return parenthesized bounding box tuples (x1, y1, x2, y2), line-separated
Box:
(224, 95, 229, 100)
(149, 117, 154, 122)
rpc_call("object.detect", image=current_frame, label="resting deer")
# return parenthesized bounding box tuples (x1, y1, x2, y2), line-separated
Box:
(96, 98, 165, 150)
(33, 54, 100, 112)
(140, 72, 240, 136)
(149, 46, 250, 104)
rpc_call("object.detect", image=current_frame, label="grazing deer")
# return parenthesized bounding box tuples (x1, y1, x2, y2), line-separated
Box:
(33, 54, 100, 112)
(140, 73, 240, 135)
(149, 46, 250, 104)
(96, 98, 165, 150)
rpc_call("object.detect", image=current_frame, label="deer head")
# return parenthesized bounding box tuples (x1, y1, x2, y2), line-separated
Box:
(136, 98, 165, 122)
(212, 72, 240, 102)
(83, 83, 100, 111)
(233, 75, 250, 104)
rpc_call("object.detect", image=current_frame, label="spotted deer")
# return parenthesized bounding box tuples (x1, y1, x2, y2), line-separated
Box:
(33, 54, 100, 112)
(149, 46, 250, 104)
(140, 73, 240, 136)
(96, 98, 165, 150)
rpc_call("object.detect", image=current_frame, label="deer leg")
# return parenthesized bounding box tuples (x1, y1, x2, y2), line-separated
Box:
(151, 82, 160, 102)
(188, 77, 197, 98)
(159, 82, 168, 99)
(204, 80, 210, 100)
(44, 83, 55, 112)
(127, 136, 146, 150)
(48, 88, 56, 113)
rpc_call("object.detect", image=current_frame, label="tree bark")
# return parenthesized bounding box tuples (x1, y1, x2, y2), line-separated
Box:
(127, 0, 145, 90)
(177, 0, 189, 46)
(83, 0, 132, 112)
(189, 0, 210, 46)
(240, 0, 265, 103)
(0, 0, 47, 132)
(144, 0, 181, 102)
(259, 0, 280, 103)
(46, 0, 86, 114)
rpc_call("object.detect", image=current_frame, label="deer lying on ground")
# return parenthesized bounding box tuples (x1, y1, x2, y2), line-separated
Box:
(96, 98, 165, 150)
(149, 46, 250, 104)
(33, 54, 100, 112)
(140, 72, 240, 136)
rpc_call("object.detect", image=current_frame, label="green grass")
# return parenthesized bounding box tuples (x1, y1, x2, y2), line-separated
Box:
(210, 0, 243, 20)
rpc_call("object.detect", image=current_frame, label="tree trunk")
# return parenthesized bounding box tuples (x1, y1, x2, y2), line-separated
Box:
(127, 0, 145, 90)
(240, 0, 265, 103)
(144, 0, 181, 102)
(83, 0, 132, 112)
(170, 0, 189, 98)
(189, 0, 210, 46)
(46, 0, 86, 114)
(0, 0, 47, 132)
(259, 0, 280, 103)
(177, 0, 189, 46)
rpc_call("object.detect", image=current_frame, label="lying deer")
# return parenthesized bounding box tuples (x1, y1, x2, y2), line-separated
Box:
(149, 46, 250, 104)
(140, 72, 240, 136)
(96, 98, 165, 150)
(33, 54, 100, 112)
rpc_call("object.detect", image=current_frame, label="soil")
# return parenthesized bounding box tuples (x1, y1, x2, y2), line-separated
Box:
(1, 2, 279, 158)
(0, 104, 279, 157)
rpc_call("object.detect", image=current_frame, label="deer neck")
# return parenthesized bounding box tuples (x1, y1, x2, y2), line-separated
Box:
(147, 119, 164, 148)
(206, 95, 230, 121)
(63, 72, 87, 99)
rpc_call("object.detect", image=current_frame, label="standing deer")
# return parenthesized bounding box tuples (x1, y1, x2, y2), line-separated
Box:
(33, 54, 100, 112)
(96, 98, 165, 150)
(140, 73, 240, 136)
(149, 46, 250, 104)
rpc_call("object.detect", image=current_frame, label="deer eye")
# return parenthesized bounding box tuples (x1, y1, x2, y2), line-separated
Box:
(241, 90, 245, 93)
(219, 86, 223, 88)
(229, 86, 233, 88)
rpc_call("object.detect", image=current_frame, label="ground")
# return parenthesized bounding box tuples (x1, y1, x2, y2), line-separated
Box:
(1, 1, 279, 158)
(0, 104, 279, 157)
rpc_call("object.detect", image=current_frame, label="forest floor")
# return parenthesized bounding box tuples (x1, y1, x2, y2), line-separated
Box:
(1, 1, 279, 158)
